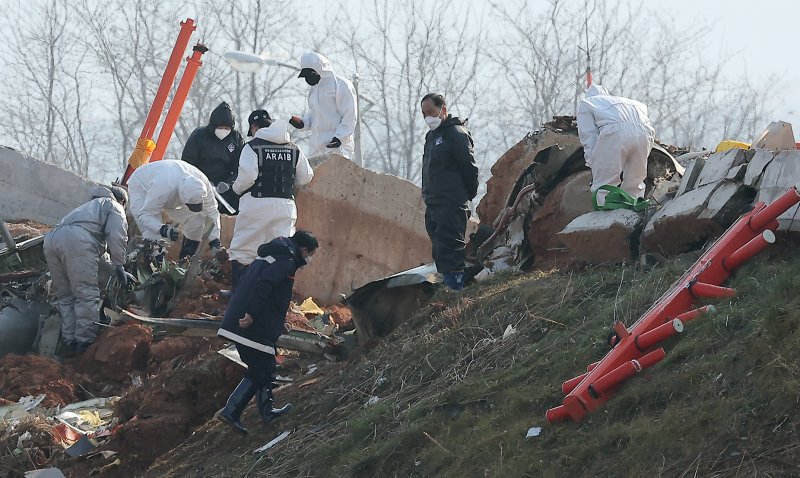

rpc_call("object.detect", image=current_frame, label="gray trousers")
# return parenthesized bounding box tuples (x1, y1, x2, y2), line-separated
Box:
(44, 226, 102, 345)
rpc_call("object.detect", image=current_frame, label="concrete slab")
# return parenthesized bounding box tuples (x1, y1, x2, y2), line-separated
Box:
(676, 157, 706, 196)
(698, 181, 756, 224)
(293, 155, 432, 304)
(641, 183, 720, 255)
(743, 150, 775, 187)
(557, 209, 642, 263)
(0, 147, 98, 225)
(695, 149, 747, 188)
(529, 170, 594, 260)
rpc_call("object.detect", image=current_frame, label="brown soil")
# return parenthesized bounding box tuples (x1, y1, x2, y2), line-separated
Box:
(78, 324, 152, 383)
(4, 220, 52, 241)
(147, 337, 226, 373)
(0, 354, 77, 407)
(327, 304, 354, 329)
(286, 310, 319, 333)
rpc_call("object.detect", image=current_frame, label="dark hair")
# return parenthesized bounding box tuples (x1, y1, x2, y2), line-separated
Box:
(421, 93, 446, 108)
(291, 230, 319, 251)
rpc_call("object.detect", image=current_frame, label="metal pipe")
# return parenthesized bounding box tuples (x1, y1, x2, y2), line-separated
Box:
(545, 405, 570, 423)
(0, 219, 16, 253)
(561, 372, 588, 395)
(122, 18, 196, 184)
(635, 319, 683, 352)
(151, 43, 208, 162)
(688, 281, 736, 299)
(748, 185, 800, 232)
(673, 305, 715, 324)
(588, 348, 666, 398)
(722, 230, 776, 271)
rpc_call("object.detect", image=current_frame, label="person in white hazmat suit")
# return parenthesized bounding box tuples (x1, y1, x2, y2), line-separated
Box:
(127, 160, 222, 259)
(44, 185, 131, 354)
(289, 51, 358, 159)
(227, 110, 314, 291)
(576, 84, 655, 206)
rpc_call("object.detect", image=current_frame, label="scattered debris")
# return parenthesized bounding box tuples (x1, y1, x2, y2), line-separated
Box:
(253, 431, 291, 453)
(525, 426, 542, 438)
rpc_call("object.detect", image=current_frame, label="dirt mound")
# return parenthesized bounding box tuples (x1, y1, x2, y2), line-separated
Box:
(327, 304, 354, 329)
(147, 337, 225, 373)
(108, 351, 243, 474)
(0, 354, 77, 407)
(79, 324, 152, 382)
(5, 220, 51, 241)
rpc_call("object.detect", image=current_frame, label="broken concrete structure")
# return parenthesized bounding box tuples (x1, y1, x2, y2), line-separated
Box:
(476, 117, 682, 269)
(0, 147, 98, 225)
(558, 209, 643, 263)
(293, 155, 432, 304)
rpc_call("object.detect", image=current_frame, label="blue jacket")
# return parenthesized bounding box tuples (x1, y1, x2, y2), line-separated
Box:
(217, 237, 305, 354)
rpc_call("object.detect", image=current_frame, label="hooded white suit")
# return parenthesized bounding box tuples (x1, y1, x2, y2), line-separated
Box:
(128, 160, 221, 243)
(229, 120, 314, 265)
(576, 85, 655, 204)
(298, 52, 358, 159)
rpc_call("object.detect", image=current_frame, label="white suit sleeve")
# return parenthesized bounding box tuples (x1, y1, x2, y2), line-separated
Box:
(334, 79, 358, 140)
(232, 145, 258, 195)
(576, 102, 599, 165)
(135, 190, 170, 239)
(294, 149, 314, 187)
(301, 91, 313, 129)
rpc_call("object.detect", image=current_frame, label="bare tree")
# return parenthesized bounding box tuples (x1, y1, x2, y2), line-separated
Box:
(1, 0, 98, 176)
(330, 0, 489, 182)
(490, 0, 776, 150)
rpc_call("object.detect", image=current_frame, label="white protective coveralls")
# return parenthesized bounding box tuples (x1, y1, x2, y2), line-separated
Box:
(298, 52, 358, 159)
(128, 160, 221, 243)
(576, 84, 655, 205)
(229, 120, 314, 265)
(43, 190, 128, 345)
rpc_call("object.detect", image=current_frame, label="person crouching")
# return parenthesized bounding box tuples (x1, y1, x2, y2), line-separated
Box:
(215, 230, 319, 435)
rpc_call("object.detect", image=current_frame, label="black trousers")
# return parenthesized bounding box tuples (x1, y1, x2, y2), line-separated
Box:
(235, 343, 276, 388)
(424, 203, 470, 274)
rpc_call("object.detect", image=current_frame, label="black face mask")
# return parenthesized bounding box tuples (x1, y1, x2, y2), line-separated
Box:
(304, 71, 321, 86)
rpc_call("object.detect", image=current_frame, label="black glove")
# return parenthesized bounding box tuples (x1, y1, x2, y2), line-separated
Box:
(289, 115, 305, 129)
(115, 265, 134, 289)
(160, 224, 179, 241)
(209, 238, 221, 250)
(326, 137, 342, 148)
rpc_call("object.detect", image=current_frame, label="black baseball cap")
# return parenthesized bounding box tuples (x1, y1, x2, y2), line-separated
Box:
(298, 68, 316, 78)
(248, 110, 272, 128)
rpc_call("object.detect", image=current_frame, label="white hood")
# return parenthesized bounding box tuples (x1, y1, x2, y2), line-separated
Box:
(300, 51, 335, 77)
(585, 84, 610, 98)
(254, 119, 291, 144)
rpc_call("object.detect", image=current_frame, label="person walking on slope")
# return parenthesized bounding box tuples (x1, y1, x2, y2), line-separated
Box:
(181, 101, 245, 214)
(420, 92, 479, 291)
(44, 186, 131, 354)
(289, 51, 358, 160)
(576, 84, 655, 206)
(127, 160, 222, 259)
(227, 110, 314, 292)
(216, 231, 319, 435)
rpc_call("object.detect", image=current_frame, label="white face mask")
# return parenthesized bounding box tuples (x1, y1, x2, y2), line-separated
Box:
(425, 116, 442, 131)
(214, 128, 231, 140)
(304, 254, 313, 265)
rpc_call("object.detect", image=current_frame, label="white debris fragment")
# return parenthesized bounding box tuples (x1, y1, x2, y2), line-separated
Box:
(365, 396, 380, 407)
(253, 431, 291, 453)
(526, 426, 542, 438)
(502, 324, 517, 340)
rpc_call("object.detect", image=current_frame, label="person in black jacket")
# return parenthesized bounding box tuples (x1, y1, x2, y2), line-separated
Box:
(215, 231, 319, 435)
(181, 102, 245, 214)
(420, 92, 479, 291)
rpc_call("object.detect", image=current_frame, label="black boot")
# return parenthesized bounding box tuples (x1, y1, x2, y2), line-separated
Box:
(215, 378, 258, 435)
(179, 238, 200, 259)
(256, 385, 293, 426)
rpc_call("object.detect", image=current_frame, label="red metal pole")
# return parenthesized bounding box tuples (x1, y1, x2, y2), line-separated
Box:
(121, 18, 196, 184)
(722, 230, 776, 272)
(635, 319, 683, 352)
(562, 372, 588, 395)
(673, 305, 715, 324)
(748, 185, 800, 232)
(688, 282, 736, 299)
(588, 348, 666, 398)
(151, 44, 208, 162)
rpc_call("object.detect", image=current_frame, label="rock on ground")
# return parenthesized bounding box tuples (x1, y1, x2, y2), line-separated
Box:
(558, 209, 643, 264)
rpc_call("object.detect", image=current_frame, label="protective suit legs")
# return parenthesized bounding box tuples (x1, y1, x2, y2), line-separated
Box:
(44, 227, 102, 347)
(589, 125, 653, 206)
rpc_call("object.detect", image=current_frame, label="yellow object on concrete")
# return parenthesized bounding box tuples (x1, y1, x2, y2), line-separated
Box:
(300, 297, 325, 316)
(714, 140, 751, 153)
